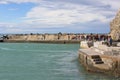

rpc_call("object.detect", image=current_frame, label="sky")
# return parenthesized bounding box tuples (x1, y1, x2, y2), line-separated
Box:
(0, 0, 120, 34)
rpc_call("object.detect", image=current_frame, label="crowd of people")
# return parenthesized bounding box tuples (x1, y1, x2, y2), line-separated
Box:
(72, 34, 113, 46)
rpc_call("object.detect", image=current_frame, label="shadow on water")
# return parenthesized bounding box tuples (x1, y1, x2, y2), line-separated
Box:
(75, 59, 120, 80)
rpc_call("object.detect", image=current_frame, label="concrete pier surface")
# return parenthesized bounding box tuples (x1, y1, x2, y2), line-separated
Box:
(78, 41, 120, 77)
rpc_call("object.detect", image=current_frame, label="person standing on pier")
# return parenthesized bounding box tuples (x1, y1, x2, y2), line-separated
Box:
(108, 36, 113, 46)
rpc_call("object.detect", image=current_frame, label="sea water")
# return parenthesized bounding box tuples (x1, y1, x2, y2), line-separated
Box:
(0, 43, 119, 80)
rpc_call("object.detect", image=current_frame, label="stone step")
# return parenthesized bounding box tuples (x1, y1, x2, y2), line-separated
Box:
(91, 55, 104, 64)
(95, 61, 104, 64)
(93, 58, 102, 61)
(91, 55, 100, 59)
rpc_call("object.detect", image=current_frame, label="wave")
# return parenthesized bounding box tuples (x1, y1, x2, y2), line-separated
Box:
(0, 47, 73, 53)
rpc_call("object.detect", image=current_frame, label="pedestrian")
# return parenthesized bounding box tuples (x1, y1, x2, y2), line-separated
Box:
(108, 36, 112, 46)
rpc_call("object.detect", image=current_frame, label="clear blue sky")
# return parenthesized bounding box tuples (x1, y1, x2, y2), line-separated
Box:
(0, 0, 120, 34)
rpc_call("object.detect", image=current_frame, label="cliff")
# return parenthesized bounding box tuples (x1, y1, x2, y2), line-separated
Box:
(110, 9, 120, 40)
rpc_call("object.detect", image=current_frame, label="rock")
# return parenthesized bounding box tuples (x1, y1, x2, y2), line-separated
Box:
(110, 9, 120, 40)
(80, 41, 93, 48)
(117, 42, 120, 47)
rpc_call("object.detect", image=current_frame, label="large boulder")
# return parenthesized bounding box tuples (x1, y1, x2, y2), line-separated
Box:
(110, 9, 120, 40)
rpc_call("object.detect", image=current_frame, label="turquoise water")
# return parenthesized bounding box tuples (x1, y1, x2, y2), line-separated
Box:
(0, 43, 119, 80)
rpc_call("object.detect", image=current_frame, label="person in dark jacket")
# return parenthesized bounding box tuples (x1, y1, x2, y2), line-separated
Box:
(108, 36, 112, 46)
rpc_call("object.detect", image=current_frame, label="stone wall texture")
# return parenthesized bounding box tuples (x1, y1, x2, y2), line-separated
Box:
(110, 9, 120, 40)
(7, 34, 77, 41)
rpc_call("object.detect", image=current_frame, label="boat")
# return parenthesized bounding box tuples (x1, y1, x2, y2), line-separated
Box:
(78, 41, 120, 77)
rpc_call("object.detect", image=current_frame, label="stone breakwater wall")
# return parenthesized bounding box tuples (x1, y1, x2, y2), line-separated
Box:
(3, 33, 109, 43)
(6, 34, 77, 41)
(4, 34, 82, 43)
(110, 9, 120, 40)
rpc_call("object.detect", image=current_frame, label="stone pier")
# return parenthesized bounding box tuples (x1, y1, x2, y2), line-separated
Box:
(78, 41, 120, 77)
